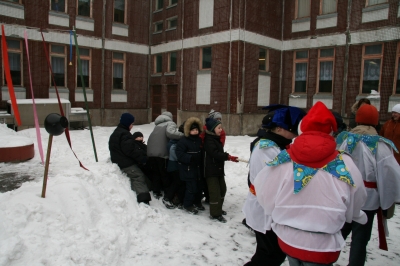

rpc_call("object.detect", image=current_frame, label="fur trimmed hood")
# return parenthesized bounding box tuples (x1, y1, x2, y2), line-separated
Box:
(184, 117, 203, 137)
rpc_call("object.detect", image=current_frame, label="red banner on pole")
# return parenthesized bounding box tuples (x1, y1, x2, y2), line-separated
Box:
(1, 25, 21, 126)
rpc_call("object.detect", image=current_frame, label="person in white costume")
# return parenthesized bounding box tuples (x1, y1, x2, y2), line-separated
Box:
(336, 104, 400, 266)
(243, 105, 305, 266)
(254, 102, 367, 266)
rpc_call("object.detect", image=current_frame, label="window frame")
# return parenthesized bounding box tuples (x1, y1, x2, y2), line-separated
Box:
(50, 0, 67, 13)
(154, 21, 163, 33)
(360, 43, 384, 94)
(317, 48, 335, 93)
(6, 0, 22, 4)
(76, 0, 92, 18)
(76, 47, 91, 89)
(154, 54, 163, 74)
(2, 39, 23, 87)
(113, 0, 127, 24)
(168, 51, 177, 73)
(168, 0, 178, 7)
(295, 0, 311, 19)
(50, 44, 67, 87)
(366, 0, 388, 7)
(167, 16, 178, 30)
(393, 42, 400, 94)
(319, 0, 337, 15)
(112, 52, 125, 90)
(199, 46, 212, 70)
(156, 0, 163, 10)
(292, 50, 309, 93)
(258, 48, 269, 72)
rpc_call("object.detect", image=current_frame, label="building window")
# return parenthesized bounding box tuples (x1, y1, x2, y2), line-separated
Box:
(318, 48, 335, 93)
(3, 39, 22, 86)
(366, 0, 388, 7)
(296, 0, 310, 19)
(6, 0, 21, 3)
(154, 21, 163, 33)
(361, 44, 383, 94)
(394, 43, 400, 94)
(50, 44, 66, 87)
(259, 48, 268, 71)
(199, 0, 214, 29)
(156, 0, 163, 10)
(320, 0, 337, 14)
(51, 0, 66, 12)
(167, 17, 177, 30)
(154, 54, 163, 73)
(293, 50, 308, 93)
(168, 52, 177, 72)
(77, 0, 91, 17)
(77, 48, 90, 88)
(200, 47, 212, 70)
(169, 0, 177, 6)
(114, 0, 126, 23)
(113, 52, 124, 89)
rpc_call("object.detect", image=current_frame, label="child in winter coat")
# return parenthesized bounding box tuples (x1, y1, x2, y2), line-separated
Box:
(175, 117, 204, 214)
(337, 104, 400, 266)
(204, 118, 239, 223)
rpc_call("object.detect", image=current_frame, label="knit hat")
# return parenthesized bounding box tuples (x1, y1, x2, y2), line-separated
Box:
(392, 104, 400, 114)
(208, 109, 222, 120)
(356, 104, 379, 126)
(205, 118, 221, 132)
(190, 122, 200, 131)
(298, 101, 337, 135)
(261, 104, 306, 135)
(120, 113, 135, 127)
(132, 132, 143, 140)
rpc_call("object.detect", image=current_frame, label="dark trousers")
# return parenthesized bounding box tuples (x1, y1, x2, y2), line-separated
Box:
(147, 157, 170, 193)
(244, 230, 286, 266)
(200, 176, 209, 201)
(206, 176, 227, 217)
(121, 164, 151, 203)
(341, 209, 377, 266)
(183, 179, 202, 208)
(165, 170, 185, 203)
(287, 256, 332, 266)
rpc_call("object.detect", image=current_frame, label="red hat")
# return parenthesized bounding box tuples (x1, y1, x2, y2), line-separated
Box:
(299, 101, 337, 135)
(356, 104, 379, 126)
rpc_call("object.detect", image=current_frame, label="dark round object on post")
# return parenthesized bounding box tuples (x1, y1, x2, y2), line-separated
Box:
(44, 113, 69, 136)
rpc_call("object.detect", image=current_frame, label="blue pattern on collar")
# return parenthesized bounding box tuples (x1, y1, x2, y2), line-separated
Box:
(336, 131, 398, 155)
(267, 150, 354, 194)
(259, 139, 279, 150)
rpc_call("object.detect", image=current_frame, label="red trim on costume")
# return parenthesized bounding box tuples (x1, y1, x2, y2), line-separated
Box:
(364, 181, 377, 188)
(278, 238, 340, 264)
(249, 184, 256, 195)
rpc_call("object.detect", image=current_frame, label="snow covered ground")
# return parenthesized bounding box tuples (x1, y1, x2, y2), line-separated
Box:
(0, 123, 399, 266)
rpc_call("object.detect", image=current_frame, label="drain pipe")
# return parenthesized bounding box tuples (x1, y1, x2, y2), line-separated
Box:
(278, 0, 285, 104)
(341, 0, 352, 117)
(147, 0, 153, 123)
(240, 0, 247, 133)
(227, 0, 233, 132)
(180, 0, 184, 113)
(100, 0, 106, 125)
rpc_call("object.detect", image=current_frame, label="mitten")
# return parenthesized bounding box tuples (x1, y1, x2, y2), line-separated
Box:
(228, 155, 239, 162)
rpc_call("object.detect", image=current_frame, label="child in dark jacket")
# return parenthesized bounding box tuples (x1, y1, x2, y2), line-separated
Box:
(204, 118, 239, 223)
(175, 117, 204, 214)
(132, 132, 152, 190)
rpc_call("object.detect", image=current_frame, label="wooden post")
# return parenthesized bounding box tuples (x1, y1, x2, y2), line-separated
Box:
(41, 135, 53, 198)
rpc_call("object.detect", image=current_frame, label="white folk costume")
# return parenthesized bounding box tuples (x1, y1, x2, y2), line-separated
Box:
(254, 102, 367, 265)
(336, 104, 400, 265)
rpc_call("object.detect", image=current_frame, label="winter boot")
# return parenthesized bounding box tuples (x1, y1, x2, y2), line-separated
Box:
(194, 203, 205, 211)
(210, 215, 227, 223)
(153, 191, 162, 199)
(221, 210, 227, 215)
(162, 198, 177, 209)
(184, 205, 198, 214)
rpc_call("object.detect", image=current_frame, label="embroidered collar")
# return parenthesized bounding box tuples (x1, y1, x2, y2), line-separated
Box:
(259, 139, 279, 149)
(336, 131, 398, 155)
(267, 150, 355, 194)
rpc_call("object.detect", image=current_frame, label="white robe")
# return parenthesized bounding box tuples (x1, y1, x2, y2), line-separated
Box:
(254, 154, 367, 252)
(242, 142, 280, 233)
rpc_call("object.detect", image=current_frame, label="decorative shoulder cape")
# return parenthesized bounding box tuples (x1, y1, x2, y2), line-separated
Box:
(267, 150, 355, 194)
(336, 131, 398, 155)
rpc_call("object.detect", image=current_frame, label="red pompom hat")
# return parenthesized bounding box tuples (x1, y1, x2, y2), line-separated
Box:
(356, 104, 379, 126)
(298, 101, 337, 135)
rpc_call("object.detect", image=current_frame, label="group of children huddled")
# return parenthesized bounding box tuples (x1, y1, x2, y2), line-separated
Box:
(132, 110, 239, 223)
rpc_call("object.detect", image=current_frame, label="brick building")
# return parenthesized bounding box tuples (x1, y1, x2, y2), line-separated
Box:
(0, 0, 399, 135)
